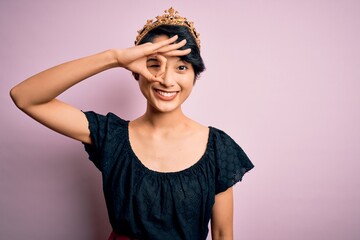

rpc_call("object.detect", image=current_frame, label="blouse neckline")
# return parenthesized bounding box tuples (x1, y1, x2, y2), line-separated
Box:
(125, 121, 214, 176)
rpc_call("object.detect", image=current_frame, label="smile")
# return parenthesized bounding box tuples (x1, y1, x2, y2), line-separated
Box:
(154, 89, 179, 100)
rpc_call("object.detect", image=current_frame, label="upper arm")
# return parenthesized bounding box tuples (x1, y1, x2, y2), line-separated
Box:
(211, 187, 234, 240)
(21, 99, 91, 144)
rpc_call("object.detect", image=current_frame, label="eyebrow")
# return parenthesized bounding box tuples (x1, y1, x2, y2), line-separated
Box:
(146, 59, 159, 63)
(177, 59, 189, 65)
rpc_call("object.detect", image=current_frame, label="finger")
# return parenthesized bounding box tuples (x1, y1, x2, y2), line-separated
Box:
(157, 39, 187, 53)
(155, 55, 167, 77)
(140, 35, 179, 54)
(139, 67, 164, 83)
(120, 44, 153, 65)
(163, 48, 191, 57)
(152, 35, 179, 49)
(139, 68, 157, 82)
(150, 74, 164, 83)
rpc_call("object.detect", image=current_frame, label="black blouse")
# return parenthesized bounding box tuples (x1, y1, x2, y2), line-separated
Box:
(83, 111, 254, 240)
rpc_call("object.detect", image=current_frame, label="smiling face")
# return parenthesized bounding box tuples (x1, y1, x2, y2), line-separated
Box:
(138, 35, 195, 113)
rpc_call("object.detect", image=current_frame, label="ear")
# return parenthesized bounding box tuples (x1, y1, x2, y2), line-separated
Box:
(132, 72, 139, 81)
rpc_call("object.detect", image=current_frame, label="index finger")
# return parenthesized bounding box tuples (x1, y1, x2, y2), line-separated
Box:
(162, 48, 192, 57)
(141, 35, 179, 53)
(156, 39, 187, 53)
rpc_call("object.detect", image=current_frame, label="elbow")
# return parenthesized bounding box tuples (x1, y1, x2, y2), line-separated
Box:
(10, 86, 27, 110)
(212, 232, 233, 240)
(10, 86, 19, 106)
(212, 226, 233, 240)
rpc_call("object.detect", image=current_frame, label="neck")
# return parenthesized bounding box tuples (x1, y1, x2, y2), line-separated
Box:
(141, 105, 188, 130)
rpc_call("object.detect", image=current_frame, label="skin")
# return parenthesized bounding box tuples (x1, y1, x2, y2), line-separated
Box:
(10, 35, 234, 239)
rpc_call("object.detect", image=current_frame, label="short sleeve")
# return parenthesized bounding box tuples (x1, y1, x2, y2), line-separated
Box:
(82, 111, 128, 171)
(212, 128, 254, 194)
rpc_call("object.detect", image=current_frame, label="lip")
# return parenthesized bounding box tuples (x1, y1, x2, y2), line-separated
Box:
(154, 88, 179, 101)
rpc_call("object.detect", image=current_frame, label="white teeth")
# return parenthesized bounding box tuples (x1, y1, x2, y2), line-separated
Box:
(156, 90, 177, 97)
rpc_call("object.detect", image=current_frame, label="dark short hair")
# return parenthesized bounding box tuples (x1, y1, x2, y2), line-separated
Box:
(137, 25, 205, 80)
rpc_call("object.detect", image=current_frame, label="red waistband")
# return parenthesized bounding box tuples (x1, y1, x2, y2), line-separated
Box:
(108, 231, 139, 240)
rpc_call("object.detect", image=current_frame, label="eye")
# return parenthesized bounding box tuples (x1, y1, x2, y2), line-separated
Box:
(177, 65, 188, 71)
(146, 58, 160, 68)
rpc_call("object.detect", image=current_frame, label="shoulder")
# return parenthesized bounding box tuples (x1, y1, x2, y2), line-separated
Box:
(82, 111, 130, 171)
(82, 111, 129, 147)
(209, 126, 250, 160)
(84, 111, 129, 127)
(83, 111, 129, 146)
(209, 127, 237, 145)
(209, 127, 254, 193)
(83, 111, 127, 121)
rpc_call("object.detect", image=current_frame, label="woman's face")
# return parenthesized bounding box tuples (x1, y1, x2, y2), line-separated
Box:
(138, 35, 195, 113)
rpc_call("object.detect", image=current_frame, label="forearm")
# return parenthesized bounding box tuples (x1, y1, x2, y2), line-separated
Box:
(211, 188, 234, 240)
(10, 49, 118, 109)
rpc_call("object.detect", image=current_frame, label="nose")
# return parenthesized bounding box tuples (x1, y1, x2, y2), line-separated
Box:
(161, 68, 175, 87)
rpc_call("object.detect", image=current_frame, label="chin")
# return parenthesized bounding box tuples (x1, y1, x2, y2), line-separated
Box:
(155, 106, 179, 113)
(149, 101, 181, 113)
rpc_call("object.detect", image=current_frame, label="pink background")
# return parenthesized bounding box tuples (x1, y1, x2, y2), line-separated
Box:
(1, 0, 360, 239)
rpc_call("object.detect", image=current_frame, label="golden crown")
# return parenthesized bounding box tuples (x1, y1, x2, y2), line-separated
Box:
(135, 7, 201, 48)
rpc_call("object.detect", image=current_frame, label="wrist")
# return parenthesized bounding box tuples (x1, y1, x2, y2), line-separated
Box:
(106, 49, 122, 68)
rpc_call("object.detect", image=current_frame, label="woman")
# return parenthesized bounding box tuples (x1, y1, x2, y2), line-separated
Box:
(10, 7, 254, 240)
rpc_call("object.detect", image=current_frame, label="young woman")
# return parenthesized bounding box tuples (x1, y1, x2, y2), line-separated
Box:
(10, 8, 254, 240)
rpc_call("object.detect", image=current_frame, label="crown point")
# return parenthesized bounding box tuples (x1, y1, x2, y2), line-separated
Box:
(135, 7, 201, 48)
(168, 7, 176, 15)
